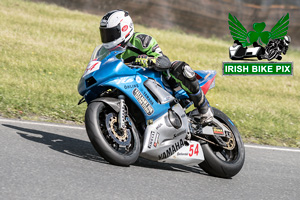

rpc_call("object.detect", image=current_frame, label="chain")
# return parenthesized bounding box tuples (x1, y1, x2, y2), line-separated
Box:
(193, 134, 220, 146)
(193, 134, 235, 151)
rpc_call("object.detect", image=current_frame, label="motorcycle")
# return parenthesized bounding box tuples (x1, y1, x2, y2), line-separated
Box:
(78, 45, 245, 178)
(264, 39, 286, 61)
(229, 40, 264, 60)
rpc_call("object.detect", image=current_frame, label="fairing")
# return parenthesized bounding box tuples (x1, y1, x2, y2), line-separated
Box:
(78, 47, 215, 164)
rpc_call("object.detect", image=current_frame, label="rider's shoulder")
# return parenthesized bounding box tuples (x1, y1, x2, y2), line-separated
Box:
(132, 32, 157, 49)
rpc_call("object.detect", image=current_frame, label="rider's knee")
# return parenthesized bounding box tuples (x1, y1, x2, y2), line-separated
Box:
(170, 61, 199, 94)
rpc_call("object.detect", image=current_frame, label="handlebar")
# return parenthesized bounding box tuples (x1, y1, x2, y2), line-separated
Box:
(125, 62, 151, 70)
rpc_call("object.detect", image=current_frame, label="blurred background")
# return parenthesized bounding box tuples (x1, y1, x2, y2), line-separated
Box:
(32, 0, 300, 46)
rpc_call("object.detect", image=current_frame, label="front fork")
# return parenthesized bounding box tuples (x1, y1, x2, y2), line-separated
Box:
(118, 95, 131, 131)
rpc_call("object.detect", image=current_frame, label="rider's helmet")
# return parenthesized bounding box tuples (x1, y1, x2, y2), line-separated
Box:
(283, 35, 291, 46)
(99, 10, 134, 50)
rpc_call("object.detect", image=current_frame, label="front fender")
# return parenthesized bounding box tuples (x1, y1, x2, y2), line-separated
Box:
(82, 75, 137, 104)
(90, 97, 121, 113)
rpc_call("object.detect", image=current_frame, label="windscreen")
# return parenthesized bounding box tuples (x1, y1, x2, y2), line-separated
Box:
(90, 45, 110, 61)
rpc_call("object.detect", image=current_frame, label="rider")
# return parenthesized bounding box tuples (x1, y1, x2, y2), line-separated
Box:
(266, 35, 291, 60)
(99, 9, 213, 124)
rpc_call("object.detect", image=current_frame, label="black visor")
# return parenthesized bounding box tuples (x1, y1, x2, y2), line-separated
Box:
(100, 24, 121, 43)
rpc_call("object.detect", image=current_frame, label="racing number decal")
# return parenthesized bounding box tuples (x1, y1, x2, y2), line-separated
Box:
(83, 61, 101, 77)
(188, 144, 199, 157)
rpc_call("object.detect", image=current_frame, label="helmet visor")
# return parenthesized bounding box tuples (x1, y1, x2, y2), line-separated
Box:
(100, 24, 121, 43)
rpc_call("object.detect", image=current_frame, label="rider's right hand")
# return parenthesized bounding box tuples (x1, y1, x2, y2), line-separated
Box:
(134, 55, 149, 67)
(133, 55, 155, 68)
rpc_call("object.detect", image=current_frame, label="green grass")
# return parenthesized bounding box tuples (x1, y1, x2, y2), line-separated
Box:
(1, 0, 300, 147)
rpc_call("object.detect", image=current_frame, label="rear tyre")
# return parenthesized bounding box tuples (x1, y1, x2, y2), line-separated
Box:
(199, 107, 245, 178)
(85, 101, 140, 166)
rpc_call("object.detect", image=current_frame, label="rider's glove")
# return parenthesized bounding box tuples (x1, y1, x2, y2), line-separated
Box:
(134, 55, 156, 68)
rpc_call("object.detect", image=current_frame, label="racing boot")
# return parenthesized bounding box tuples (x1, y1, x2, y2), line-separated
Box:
(169, 60, 213, 124)
(189, 88, 214, 124)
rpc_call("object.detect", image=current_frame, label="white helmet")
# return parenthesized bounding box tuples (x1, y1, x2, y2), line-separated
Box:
(100, 10, 134, 50)
(283, 35, 291, 46)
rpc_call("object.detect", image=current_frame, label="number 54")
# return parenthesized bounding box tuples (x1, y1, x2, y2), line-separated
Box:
(188, 144, 199, 157)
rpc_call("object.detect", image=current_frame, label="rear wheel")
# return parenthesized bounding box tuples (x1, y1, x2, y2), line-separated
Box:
(199, 107, 245, 178)
(85, 101, 141, 166)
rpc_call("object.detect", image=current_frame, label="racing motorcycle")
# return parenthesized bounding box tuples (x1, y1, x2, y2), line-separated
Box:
(264, 39, 287, 61)
(78, 45, 245, 178)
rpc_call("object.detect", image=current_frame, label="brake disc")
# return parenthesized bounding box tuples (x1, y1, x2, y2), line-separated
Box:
(105, 113, 131, 146)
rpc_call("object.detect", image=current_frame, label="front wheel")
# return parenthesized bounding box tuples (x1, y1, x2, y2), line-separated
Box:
(85, 101, 141, 166)
(199, 107, 245, 178)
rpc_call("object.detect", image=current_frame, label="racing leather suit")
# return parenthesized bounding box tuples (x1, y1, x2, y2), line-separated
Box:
(118, 33, 212, 120)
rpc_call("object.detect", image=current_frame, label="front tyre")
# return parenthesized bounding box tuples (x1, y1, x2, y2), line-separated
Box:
(199, 107, 245, 178)
(85, 101, 141, 166)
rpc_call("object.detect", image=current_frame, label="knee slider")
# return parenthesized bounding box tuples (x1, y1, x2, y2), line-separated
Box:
(182, 64, 196, 80)
(170, 61, 196, 80)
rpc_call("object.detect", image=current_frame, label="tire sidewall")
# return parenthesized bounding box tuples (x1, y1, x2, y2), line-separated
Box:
(85, 101, 141, 166)
(200, 107, 245, 178)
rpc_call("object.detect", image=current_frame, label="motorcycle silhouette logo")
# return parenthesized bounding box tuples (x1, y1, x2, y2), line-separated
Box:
(228, 13, 291, 61)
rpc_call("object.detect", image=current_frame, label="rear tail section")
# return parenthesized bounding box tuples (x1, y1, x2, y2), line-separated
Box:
(195, 70, 217, 94)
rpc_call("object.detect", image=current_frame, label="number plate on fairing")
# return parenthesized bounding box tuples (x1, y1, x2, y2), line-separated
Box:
(159, 141, 204, 166)
(83, 60, 101, 77)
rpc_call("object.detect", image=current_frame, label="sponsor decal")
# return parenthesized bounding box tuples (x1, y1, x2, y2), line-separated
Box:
(122, 25, 128, 32)
(213, 127, 223, 135)
(156, 123, 163, 130)
(177, 152, 189, 156)
(143, 91, 154, 105)
(148, 131, 155, 148)
(114, 77, 134, 84)
(132, 88, 154, 116)
(153, 132, 159, 147)
(136, 76, 142, 83)
(124, 84, 138, 89)
(158, 139, 184, 160)
(177, 143, 200, 157)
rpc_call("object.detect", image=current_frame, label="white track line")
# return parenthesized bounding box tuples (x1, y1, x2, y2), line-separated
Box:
(1, 118, 299, 153)
(0, 118, 85, 130)
(244, 144, 300, 152)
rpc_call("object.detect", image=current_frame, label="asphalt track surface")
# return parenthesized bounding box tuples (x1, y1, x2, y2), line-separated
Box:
(1, 118, 300, 200)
